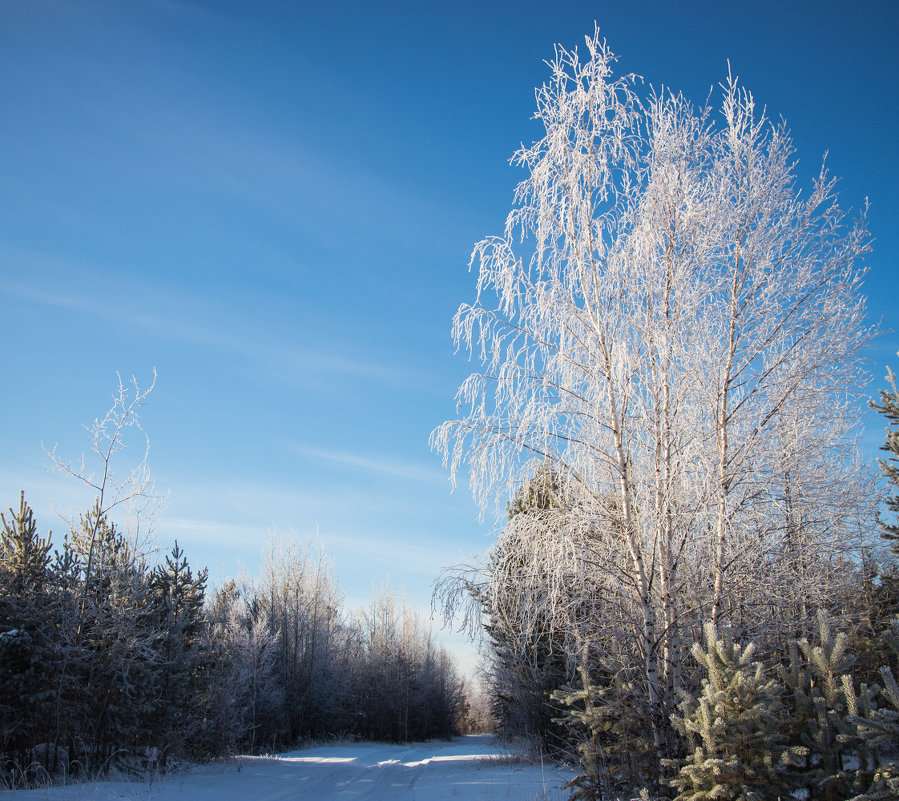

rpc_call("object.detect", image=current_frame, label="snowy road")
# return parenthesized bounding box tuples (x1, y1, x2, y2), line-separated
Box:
(2, 735, 573, 800)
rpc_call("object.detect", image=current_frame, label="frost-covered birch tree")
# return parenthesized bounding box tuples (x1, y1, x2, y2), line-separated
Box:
(433, 27, 876, 764)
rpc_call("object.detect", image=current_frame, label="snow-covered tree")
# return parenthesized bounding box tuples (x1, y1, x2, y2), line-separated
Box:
(776, 611, 872, 800)
(46, 372, 162, 611)
(472, 465, 576, 750)
(148, 541, 210, 763)
(0, 494, 56, 772)
(433, 26, 877, 769)
(871, 361, 899, 554)
(848, 619, 899, 801)
(669, 622, 800, 801)
(205, 580, 284, 752)
(257, 534, 346, 742)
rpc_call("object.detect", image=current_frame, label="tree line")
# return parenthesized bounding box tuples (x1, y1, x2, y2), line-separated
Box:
(434, 26, 899, 800)
(0, 497, 465, 786)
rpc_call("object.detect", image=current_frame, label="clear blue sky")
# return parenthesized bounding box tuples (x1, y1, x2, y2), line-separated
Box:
(1, 0, 897, 675)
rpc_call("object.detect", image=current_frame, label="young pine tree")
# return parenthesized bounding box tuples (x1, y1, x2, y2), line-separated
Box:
(0, 494, 56, 771)
(790, 611, 864, 800)
(553, 640, 656, 799)
(0, 492, 52, 597)
(871, 362, 899, 555)
(148, 542, 210, 763)
(669, 622, 801, 801)
(848, 619, 899, 801)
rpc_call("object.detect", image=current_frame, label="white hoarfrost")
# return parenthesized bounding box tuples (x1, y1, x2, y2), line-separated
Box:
(433, 25, 878, 763)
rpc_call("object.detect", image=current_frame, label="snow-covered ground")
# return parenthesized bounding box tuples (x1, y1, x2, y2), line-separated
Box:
(1, 734, 575, 801)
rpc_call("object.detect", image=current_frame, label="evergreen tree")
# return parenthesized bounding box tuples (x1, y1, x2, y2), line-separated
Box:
(148, 541, 210, 763)
(0, 492, 52, 596)
(69, 506, 158, 771)
(479, 465, 575, 752)
(849, 619, 899, 801)
(0, 493, 56, 773)
(552, 640, 656, 799)
(552, 653, 605, 801)
(846, 560, 899, 688)
(774, 610, 898, 800)
(786, 611, 862, 800)
(669, 622, 799, 801)
(870, 363, 899, 555)
(859, 618, 899, 750)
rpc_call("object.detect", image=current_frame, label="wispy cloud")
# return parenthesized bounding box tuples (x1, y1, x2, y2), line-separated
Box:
(0, 245, 419, 390)
(289, 443, 447, 485)
(158, 468, 479, 555)
(65, 66, 465, 262)
(161, 516, 257, 548)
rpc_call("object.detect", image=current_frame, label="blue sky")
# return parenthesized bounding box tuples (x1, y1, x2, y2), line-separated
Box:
(1, 0, 897, 675)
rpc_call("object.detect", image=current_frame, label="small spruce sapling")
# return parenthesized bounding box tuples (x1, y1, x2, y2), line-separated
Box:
(848, 619, 899, 801)
(870, 362, 899, 555)
(668, 622, 799, 801)
(0, 492, 52, 597)
(794, 611, 861, 800)
(552, 644, 606, 801)
(552, 639, 657, 799)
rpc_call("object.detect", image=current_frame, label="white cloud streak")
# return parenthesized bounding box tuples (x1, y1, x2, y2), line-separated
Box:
(289, 443, 447, 485)
(0, 245, 417, 389)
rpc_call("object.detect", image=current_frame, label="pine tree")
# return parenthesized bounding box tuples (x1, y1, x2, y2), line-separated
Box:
(845, 560, 899, 688)
(69, 507, 158, 772)
(552, 654, 605, 801)
(849, 619, 899, 801)
(864, 619, 899, 750)
(148, 541, 210, 764)
(552, 641, 656, 799)
(669, 622, 798, 801)
(0, 492, 52, 596)
(0, 494, 56, 773)
(478, 465, 575, 752)
(774, 610, 896, 800)
(790, 611, 861, 800)
(870, 363, 899, 555)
